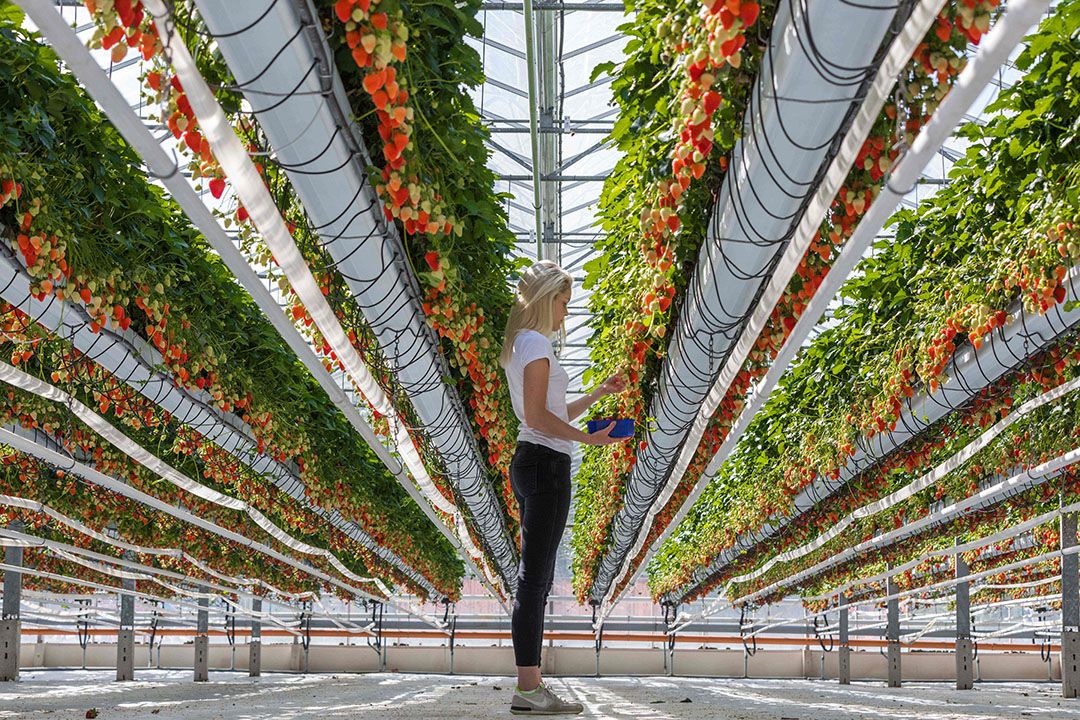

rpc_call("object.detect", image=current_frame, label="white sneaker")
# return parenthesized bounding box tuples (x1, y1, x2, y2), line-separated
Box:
(510, 682, 583, 715)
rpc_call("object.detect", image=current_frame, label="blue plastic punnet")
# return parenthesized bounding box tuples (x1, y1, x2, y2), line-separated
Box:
(586, 418, 635, 438)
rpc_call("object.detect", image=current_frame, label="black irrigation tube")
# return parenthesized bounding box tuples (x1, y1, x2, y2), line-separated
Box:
(589, 0, 919, 605)
(176, 0, 519, 590)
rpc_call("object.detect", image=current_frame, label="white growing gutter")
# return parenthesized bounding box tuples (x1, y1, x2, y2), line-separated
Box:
(0, 425, 386, 602)
(590, 0, 935, 611)
(0, 493, 313, 600)
(0, 254, 439, 598)
(731, 376, 1080, 586)
(0, 361, 390, 589)
(138, 0, 516, 592)
(665, 260, 1080, 605)
(0, 560, 306, 636)
(679, 503, 1080, 633)
(15, 0, 499, 603)
(600, 0, 1051, 614)
(733, 447, 1080, 605)
(1, 528, 387, 636)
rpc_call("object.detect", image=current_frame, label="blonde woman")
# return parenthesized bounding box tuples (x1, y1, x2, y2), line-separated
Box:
(499, 259, 629, 715)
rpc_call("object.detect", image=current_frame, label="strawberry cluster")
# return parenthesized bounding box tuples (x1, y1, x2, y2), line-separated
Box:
(333, 0, 461, 238)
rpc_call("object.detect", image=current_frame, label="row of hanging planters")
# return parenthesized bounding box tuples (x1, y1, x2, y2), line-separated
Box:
(0, 450, 348, 600)
(0, 382, 418, 597)
(570, 0, 999, 602)
(669, 334, 1080, 605)
(321, 0, 522, 529)
(569, 0, 780, 602)
(75, 0, 524, 547)
(0, 19, 462, 599)
(647, 2, 1080, 605)
(726, 384, 1080, 606)
(0, 319, 457, 599)
(798, 510, 1068, 615)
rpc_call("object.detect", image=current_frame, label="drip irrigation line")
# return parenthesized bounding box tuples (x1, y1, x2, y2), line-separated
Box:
(139, 0, 518, 595)
(590, 0, 952, 619)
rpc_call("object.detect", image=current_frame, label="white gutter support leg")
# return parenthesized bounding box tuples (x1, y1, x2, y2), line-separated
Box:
(116, 549, 136, 682)
(0, 521, 22, 682)
(838, 594, 850, 686)
(1062, 512, 1079, 698)
(194, 591, 209, 682)
(250, 597, 262, 678)
(886, 573, 901, 688)
(955, 540, 973, 691)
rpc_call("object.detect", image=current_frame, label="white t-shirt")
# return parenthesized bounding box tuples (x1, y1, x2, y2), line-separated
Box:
(505, 329, 573, 456)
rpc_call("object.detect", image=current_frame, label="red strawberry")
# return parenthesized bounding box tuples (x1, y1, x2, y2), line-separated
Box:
(335, 0, 353, 22)
(702, 90, 722, 115)
(362, 68, 386, 95)
(935, 18, 952, 42)
(371, 12, 388, 30)
(208, 177, 225, 199)
(425, 251, 440, 272)
(740, 1, 760, 26)
(721, 35, 745, 58)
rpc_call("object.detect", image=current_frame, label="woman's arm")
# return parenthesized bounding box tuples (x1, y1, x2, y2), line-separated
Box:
(523, 359, 623, 445)
(566, 374, 627, 421)
(566, 387, 603, 421)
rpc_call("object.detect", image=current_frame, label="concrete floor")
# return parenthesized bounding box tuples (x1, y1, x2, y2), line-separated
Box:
(3, 670, 1080, 719)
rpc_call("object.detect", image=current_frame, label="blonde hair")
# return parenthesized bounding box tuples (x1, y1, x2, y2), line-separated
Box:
(499, 260, 573, 368)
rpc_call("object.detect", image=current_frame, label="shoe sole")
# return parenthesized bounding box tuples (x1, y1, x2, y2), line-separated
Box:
(510, 707, 582, 716)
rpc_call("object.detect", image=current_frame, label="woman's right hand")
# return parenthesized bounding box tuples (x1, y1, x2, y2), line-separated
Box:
(584, 422, 632, 446)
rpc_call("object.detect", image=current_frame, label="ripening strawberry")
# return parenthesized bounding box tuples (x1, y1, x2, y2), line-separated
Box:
(208, 177, 225, 199)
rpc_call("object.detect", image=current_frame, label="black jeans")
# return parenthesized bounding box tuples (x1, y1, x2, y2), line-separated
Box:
(510, 440, 572, 667)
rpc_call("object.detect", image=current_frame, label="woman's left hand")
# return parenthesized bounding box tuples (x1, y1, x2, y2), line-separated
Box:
(597, 374, 627, 397)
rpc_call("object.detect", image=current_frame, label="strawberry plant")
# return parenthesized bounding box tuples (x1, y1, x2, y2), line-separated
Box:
(0, 19, 463, 599)
(572, 0, 994, 603)
(647, 2, 1080, 605)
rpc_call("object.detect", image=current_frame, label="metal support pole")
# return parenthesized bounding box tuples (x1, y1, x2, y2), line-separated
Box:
(225, 602, 236, 671)
(521, 0, 544, 251)
(115, 551, 136, 682)
(1062, 512, 1080, 698)
(838, 594, 851, 685)
(1, 521, 23, 682)
(249, 597, 262, 677)
(76, 598, 90, 669)
(147, 601, 160, 669)
(300, 600, 312, 674)
(955, 539, 973, 690)
(661, 603, 677, 677)
(194, 590, 209, 682)
(365, 600, 385, 672)
(448, 606, 457, 675)
(886, 573, 901, 688)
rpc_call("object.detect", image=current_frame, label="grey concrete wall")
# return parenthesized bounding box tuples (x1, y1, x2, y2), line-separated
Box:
(15, 642, 1062, 681)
